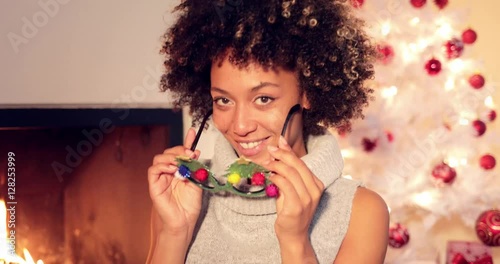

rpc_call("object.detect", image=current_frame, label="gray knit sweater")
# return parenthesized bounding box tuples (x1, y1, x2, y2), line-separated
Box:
(185, 132, 361, 263)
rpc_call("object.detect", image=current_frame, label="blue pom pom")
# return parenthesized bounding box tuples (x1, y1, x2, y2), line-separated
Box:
(178, 165, 191, 178)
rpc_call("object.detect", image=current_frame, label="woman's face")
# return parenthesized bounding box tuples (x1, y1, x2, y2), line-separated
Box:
(210, 56, 309, 164)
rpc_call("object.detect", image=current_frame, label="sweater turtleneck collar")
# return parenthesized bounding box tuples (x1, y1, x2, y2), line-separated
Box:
(209, 131, 344, 216)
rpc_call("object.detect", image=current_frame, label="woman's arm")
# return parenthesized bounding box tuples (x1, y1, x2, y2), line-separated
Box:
(145, 128, 203, 264)
(262, 137, 325, 264)
(146, 208, 192, 264)
(277, 235, 318, 264)
(333, 187, 389, 264)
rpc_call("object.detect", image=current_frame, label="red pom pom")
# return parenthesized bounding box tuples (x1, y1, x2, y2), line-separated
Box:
(488, 110, 497, 122)
(362, 137, 378, 152)
(194, 168, 209, 182)
(432, 162, 456, 184)
(475, 209, 500, 246)
(377, 44, 395, 64)
(386, 131, 394, 142)
(389, 223, 410, 248)
(350, 0, 364, 8)
(462, 28, 478, 44)
(265, 184, 279, 197)
(434, 0, 448, 9)
(480, 154, 496, 170)
(469, 74, 485, 89)
(251, 172, 266, 185)
(443, 38, 464, 59)
(472, 120, 487, 137)
(443, 122, 452, 131)
(425, 58, 442, 75)
(410, 0, 427, 8)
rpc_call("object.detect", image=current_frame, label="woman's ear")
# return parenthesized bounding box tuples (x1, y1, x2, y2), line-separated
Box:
(301, 93, 311, 110)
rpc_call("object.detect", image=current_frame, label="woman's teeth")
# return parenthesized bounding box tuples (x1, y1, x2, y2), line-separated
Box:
(239, 141, 262, 149)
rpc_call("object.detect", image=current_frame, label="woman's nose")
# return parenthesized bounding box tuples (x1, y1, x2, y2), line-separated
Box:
(232, 107, 257, 136)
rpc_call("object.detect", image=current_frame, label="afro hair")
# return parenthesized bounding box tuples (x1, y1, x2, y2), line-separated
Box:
(160, 0, 376, 137)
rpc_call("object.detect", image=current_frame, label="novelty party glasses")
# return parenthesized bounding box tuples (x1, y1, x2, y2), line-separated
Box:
(175, 104, 302, 198)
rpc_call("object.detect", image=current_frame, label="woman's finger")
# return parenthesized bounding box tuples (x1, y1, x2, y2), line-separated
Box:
(279, 136, 293, 151)
(153, 127, 200, 171)
(162, 145, 187, 155)
(153, 153, 178, 166)
(148, 164, 178, 185)
(264, 154, 310, 202)
(268, 143, 321, 193)
(268, 173, 302, 214)
(184, 127, 202, 159)
(184, 127, 197, 149)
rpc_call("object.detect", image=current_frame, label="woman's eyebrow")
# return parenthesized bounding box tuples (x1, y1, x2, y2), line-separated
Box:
(250, 82, 280, 92)
(210, 86, 230, 95)
(211, 82, 280, 94)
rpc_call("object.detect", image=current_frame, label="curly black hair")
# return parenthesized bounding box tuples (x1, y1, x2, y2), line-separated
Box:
(160, 0, 375, 137)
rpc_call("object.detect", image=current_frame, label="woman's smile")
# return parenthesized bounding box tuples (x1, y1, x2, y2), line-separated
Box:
(234, 137, 271, 157)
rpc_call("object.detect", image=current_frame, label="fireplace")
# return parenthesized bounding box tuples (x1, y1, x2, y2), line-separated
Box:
(0, 108, 183, 263)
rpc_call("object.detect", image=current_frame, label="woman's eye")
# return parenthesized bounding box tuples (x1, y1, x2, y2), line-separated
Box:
(214, 97, 232, 106)
(255, 96, 274, 105)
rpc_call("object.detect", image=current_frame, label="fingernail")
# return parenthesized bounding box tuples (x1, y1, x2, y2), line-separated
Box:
(279, 136, 288, 146)
(262, 159, 271, 165)
(185, 149, 195, 158)
(267, 145, 278, 152)
(168, 165, 178, 170)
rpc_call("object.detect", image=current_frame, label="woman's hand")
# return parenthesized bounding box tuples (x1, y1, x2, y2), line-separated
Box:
(262, 136, 324, 263)
(147, 128, 203, 237)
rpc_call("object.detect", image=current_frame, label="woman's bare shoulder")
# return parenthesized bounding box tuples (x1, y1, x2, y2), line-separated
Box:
(333, 187, 389, 264)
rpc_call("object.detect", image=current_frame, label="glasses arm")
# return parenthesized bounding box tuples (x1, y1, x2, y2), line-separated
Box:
(280, 104, 302, 137)
(190, 109, 213, 151)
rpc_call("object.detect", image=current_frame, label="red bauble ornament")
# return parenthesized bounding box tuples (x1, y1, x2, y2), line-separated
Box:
(377, 44, 395, 64)
(265, 184, 279, 197)
(462, 28, 478, 44)
(351, 0, 364, 8)
(443, 122, 452, 131)
(388, 223, 410, 248)
(475, 209, 500, 247)
(386, 131, 394, 142)
(194, 168, 209, 182)
(431, 162, 456, 184)
(469, 74, 485, 89)
(251, 172, 266, 185)
(337, 124, 351, 138)
(480, 154, 496, 170)
(410, 0, 427, 8)
(488, 110, 497, 122)
(425, 58, 442, 75)
(362, 137, 378, 152)
(434, 0, 448, 9)
(443, 38, 464, 59)
(472, 120, 487, 137)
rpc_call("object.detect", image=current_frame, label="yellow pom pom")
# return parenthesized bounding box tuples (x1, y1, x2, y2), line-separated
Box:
(227, 173, 241, 185)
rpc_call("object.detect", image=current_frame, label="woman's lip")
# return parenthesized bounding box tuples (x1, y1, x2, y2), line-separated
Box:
(235, 137, 269, 157)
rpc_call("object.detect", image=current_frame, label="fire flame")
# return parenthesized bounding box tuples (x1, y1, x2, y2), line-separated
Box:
(0, 199, 44, 264)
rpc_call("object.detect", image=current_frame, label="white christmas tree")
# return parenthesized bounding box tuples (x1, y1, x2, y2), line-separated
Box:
(336, 0, 500, 262)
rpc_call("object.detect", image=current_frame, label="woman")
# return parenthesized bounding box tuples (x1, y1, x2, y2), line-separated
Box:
(147, 0, 389, 263)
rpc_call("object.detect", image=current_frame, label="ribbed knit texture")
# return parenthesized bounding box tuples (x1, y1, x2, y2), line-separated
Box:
(185, 132, 361, 263)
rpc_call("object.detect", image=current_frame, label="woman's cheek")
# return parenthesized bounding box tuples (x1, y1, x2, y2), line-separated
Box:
(212, 113, 228, 133)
